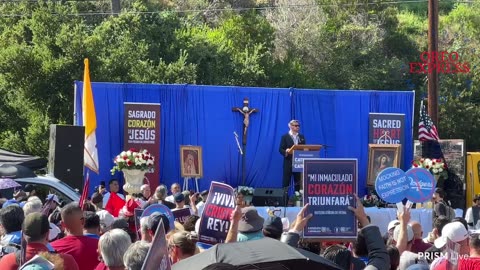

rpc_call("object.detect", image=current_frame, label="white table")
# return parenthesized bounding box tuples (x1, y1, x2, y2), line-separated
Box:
(256, 206, 463, 236)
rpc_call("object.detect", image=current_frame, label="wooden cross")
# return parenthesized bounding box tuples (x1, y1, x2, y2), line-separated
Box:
(232, 97, 259, 145)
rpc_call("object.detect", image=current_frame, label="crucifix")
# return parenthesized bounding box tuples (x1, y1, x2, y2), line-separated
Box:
(232, 97, 259, 186)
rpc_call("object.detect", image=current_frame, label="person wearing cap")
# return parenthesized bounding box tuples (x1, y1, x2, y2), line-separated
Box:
(120, 198, 140, 234)
(102, 179, 125, 208)
(168, 231, 196, 263)
(262, 214, 283, 240)
(96, 210, 115, 234)
(50, 203, 100, 270)
(429, 221, 470, 270)
(279, 120, 306, 191)
(146, 212, 171, 240)
(465, 194, 480, 230)
(172, 192, 198, 216)
(0, 212, 79, 269)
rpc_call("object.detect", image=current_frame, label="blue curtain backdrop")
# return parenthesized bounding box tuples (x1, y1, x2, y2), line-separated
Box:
(74, 82, 414, 197)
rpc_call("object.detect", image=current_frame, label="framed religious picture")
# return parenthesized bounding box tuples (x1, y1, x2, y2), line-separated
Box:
(367, 144, 401, 186)
(180, 145, 203, 178)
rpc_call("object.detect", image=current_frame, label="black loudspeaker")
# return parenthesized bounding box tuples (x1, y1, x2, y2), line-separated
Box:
(48, 124, 85, 190)
(252, 188, 287, 207)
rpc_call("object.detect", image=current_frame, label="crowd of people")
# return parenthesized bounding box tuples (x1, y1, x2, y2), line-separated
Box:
(0, 180, 479, 270)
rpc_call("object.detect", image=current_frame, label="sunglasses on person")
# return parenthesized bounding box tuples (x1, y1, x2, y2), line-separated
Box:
(292, 124, 300, 127)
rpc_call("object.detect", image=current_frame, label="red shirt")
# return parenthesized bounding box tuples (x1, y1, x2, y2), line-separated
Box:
(458, 257, 480, 270)
(411, 238, 432, 253)
(51, 235, 99, 270)
(0, 243, 79, 270)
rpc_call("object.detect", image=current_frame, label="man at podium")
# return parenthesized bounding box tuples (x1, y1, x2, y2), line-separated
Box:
(279, 120, 306, 191)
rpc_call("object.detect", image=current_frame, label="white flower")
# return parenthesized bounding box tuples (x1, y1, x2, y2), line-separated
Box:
(120, 151, 127, 157)
(295, 191, 300, 196)
(438, 168, 443, 172)
(126, 151, 132, 156)
(146, 159, 154, 165)
(299, 190, 304, 195)
(115, 157, 124, 163)
(424, 159, 433, 167)
(432, 168, 438, 174)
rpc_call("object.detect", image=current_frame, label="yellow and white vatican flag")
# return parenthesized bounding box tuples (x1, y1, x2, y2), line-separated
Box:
(82, 58, 99, 173)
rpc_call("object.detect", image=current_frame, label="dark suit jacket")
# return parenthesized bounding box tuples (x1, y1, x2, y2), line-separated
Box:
(279, 133, 306, 159)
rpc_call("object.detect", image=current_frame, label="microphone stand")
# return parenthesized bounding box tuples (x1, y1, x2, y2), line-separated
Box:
(234, 132, 244, 187)
(321, 144, 334, 158)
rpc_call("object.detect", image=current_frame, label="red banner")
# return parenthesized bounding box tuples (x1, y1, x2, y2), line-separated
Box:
(124, 103, 161, 191)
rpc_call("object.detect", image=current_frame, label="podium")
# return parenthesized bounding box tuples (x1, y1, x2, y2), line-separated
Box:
(288, 145, 323, 191)
(287, 144, 323, 155)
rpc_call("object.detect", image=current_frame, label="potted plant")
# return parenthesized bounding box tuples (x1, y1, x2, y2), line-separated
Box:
(111, 148, 155, 194)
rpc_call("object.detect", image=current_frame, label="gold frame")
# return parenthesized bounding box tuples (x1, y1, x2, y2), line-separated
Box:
(180, 145, 203, 178)
(367, 144, 401, 186)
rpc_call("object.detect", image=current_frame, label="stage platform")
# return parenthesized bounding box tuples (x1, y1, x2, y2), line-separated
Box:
(255, 206, 463, 236)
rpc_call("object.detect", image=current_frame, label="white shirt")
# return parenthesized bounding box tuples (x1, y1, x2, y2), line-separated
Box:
(196, 201, 205, 216)
(288, 130, 299, 145)
(165, 195, 174, 203)
(102, 192, 125, 208)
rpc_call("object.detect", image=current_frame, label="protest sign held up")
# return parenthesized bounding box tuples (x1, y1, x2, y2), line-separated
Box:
(375, 167, 409, 203)
(198, 181, 235, 245)
(303, 159, 358, 239)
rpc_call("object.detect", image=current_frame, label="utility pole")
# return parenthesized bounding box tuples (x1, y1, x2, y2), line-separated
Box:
(111, 0, 121, 14)
(427, 0, 439, 124)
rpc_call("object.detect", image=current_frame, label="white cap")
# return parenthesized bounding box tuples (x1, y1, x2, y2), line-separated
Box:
(47, 194, 60, 205)
(97, 210, 115, 229)
(388, 220, 401, 231)
(393, 224, 414, 242)
(434, 221, 469, 249)
(49, 222, 61, 241)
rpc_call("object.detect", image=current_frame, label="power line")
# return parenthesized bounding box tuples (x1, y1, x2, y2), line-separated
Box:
(0, 0, 476, 17)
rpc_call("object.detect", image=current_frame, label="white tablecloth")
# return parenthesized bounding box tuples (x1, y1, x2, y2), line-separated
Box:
(256, 206, 463, 236)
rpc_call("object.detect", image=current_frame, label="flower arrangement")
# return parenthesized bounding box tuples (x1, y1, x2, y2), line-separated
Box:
(238, 186, 254, 196)
(361, 194, 381, 207)
(411, 158, 447, 177)
(111, 148, 155, 175)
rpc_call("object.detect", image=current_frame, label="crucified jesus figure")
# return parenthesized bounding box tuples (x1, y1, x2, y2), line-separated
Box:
(232, 98, 259, 146)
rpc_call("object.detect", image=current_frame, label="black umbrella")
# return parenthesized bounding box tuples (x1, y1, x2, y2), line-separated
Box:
(172, 237, 342, 270)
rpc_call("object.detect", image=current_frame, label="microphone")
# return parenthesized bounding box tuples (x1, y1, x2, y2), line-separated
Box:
(234, 131, 239, 138)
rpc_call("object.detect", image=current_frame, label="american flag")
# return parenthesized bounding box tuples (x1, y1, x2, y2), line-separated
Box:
(418, 101, 440, 141)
